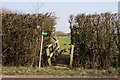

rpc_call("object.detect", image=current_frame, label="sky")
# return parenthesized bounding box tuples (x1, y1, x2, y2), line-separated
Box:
(2, 2, 118, 33)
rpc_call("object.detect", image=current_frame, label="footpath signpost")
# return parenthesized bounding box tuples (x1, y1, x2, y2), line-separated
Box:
(39, 31, 48, 68)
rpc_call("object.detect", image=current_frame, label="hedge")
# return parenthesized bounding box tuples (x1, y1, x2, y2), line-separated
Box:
(2, 12, 56, 67)
(69, 13, 120, 69)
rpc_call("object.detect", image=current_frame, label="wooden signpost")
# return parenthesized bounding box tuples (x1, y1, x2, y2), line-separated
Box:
(39, 31, 48, 68)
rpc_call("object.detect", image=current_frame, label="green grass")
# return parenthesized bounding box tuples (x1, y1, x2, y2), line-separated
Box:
(2, 66, 119, 76)
(56, 36, 70, 52)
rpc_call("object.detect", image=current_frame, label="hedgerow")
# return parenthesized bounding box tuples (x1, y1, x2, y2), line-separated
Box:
(69, 13, 120, 69)
(2, 12, 56, 67)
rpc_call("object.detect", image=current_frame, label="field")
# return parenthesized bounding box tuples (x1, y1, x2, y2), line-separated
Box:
(56, 36, 70, 53)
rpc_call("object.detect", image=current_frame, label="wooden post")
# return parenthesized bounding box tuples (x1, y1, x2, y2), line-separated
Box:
(39, 35, 44, 68)
(70, 45, 74, 67)
(46, 48, 51, 66)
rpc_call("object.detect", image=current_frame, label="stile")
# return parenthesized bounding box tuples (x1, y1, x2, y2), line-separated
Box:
(46, 40, 59, 66)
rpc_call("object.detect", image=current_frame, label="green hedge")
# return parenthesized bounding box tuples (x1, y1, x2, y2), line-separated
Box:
(69, 13, 119, 69)
(2, 13, 56, 67)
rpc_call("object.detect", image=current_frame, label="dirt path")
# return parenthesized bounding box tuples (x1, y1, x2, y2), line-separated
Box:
(53, 52, 70, 68)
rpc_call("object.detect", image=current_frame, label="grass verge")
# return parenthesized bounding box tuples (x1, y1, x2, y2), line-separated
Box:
(2, 66, 120, 76)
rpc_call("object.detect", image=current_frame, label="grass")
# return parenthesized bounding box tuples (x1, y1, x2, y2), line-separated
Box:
(56, 36, 70, 52)
(2, 66, 120, 76)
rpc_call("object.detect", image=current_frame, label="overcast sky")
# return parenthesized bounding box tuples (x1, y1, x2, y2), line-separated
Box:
(2, 2, 118, 33)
